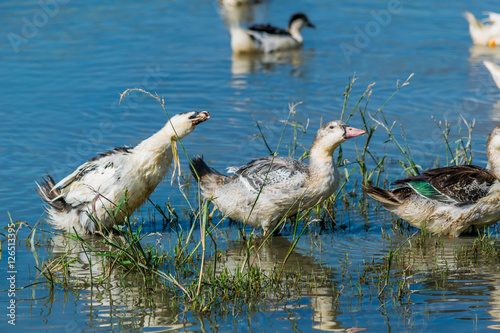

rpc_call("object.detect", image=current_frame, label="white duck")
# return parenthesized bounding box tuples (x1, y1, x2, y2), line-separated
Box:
(230, 13, 315, 54)
(36, 111, 210, 234)
(190, 120, 366, 235)
(464, 11, 500, 46)
(364, 125, 500, 237)
(484, 61, 500, 89)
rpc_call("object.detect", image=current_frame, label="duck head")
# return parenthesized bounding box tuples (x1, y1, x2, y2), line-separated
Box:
(287, 13, 315, 40)
(288, 13, 315, 30)
(167, 111, 211, 139)
(310, 120, 366, 158)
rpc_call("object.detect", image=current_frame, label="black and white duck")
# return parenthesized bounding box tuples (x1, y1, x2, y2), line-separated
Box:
(37, 111, 210, 234)
(230, 13, 315, 53)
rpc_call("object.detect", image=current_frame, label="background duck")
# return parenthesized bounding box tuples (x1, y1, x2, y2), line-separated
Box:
(363, 125, 500, 237)
(190, 120, 366, 235)
(219, 0, 264, 6)
(484, 61, 500, 89)
(230, 12, 315, 53)
(464, 11, 500, 46)
(36, 111, 210, 234)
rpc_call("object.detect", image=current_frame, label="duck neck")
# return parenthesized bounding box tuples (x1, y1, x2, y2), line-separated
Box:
(307, 142, 340, 180)
(288, 25, 304, 43)
(488, 146, 500, 178)
(133, 124, 176, 166)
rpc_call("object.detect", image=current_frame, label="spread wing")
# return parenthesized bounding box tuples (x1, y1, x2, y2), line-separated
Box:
(392, 165, 497, 205)
(227, 156, 308, 193)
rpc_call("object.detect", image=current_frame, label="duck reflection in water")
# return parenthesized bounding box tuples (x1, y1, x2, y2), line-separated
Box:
(220, 236, 368, 332)
(230, 49, 305, 75)
(45, 234, 191, 331)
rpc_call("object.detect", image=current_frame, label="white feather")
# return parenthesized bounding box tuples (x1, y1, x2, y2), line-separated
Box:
(464, 11, 500, 45)
(484, 61, 500, 89)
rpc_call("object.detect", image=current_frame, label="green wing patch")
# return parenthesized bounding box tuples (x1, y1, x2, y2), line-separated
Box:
(407, 180, 456, 204)
(408, 181, 439, 197)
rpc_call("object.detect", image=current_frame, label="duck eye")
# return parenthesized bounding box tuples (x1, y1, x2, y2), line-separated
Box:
(329, 125, 334, 129)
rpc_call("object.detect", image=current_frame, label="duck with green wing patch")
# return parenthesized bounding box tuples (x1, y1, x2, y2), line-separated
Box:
(363, 125, 500, 236)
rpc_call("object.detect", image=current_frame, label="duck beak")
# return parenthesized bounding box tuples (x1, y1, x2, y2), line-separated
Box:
(189, 111, 211, 125)
(344, 126, 366, 139)
(308, 22, 316, 29)
(488, 39, 497, 47)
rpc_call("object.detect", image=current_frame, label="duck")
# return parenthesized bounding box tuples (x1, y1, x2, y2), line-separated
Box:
(363, 125, 500, 237)
(464, 11, 500, 46)
(484, 61, 500, 89)
(230, 13, 315, 54)
(190, 120, 366, 235)
(36, 111, 210, 234)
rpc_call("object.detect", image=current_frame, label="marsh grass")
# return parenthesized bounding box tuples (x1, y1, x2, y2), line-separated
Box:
(27, 77, 499, 323)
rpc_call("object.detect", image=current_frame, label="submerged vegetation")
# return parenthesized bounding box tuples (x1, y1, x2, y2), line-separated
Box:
(19, 77, 500, 329)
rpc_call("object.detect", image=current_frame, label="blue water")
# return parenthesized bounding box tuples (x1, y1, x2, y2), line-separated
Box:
(3, 0, 500, 331)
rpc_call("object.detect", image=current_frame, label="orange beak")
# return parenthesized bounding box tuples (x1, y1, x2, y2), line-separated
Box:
(488, 39, 497, 47)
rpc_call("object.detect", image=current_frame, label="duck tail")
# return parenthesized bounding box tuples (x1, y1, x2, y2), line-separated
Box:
(35, 174, 72, 212)
(190, 156, 224, 184)
(362, 185, 403, 208)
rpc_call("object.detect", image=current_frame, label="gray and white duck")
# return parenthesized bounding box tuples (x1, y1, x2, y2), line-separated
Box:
(190, 120, 366, 235)
(37, 111, 210, 234)
(363, 125, 500, 236)
(230, 12, 315, 53)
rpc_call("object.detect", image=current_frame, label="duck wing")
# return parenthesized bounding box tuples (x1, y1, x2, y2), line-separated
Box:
(52, 147, 133, 191)
(392, 165, 496, 205)
(486, 12, 500, 25)
(248, 24, 290, 36)
(228, 156, 308, 193)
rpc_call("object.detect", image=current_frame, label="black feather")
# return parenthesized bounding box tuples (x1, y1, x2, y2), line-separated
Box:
(248, 24, 290, 36)
(36, 174, 74, 212)
(88, 146, 132, 162)
(190, 156, 222, 182)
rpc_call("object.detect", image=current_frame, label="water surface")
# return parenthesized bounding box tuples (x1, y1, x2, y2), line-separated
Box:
(2, 0, 500, 331)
